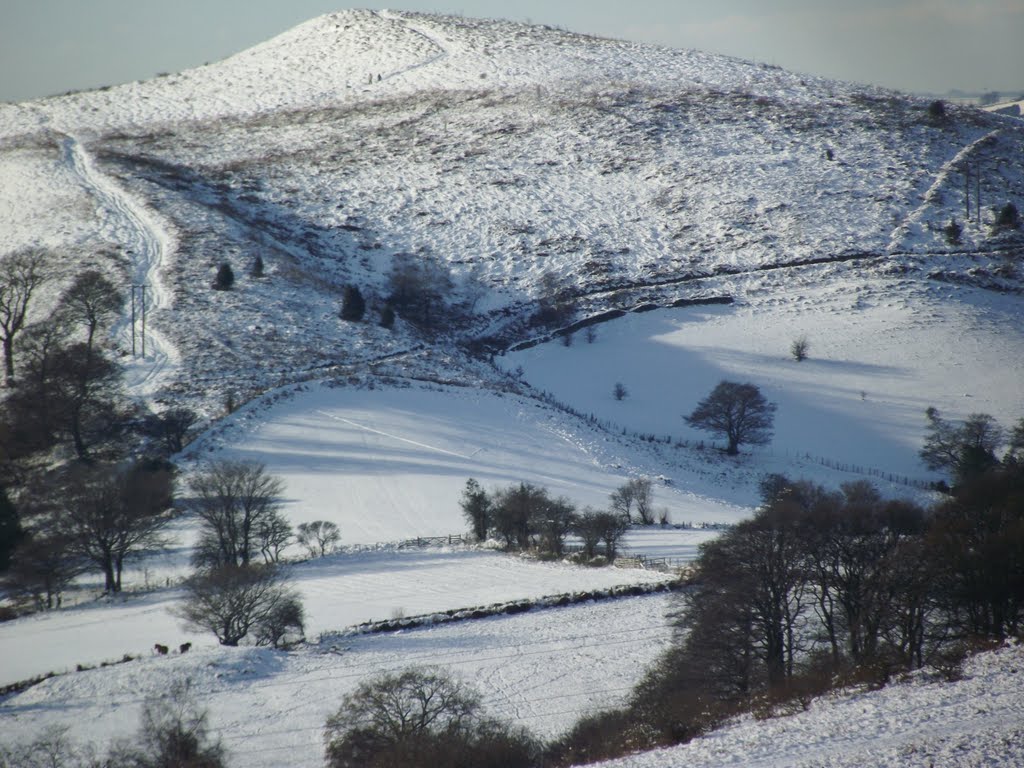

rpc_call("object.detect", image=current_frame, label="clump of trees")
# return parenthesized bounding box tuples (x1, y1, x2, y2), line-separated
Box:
(176, 460, 305, 648)
(386, 253, 453, 328)
(532, 271, 576, 327)
(684, 380, 777, 455)
(324, 667, 538, 768)
(610, 477, 654, 525)
(550, 462, 1024, 764)
(3, 460, 176, 603)
(457, 479, 630, 561)
(176, 562, 304, 648)
(920, 407, 1022, 486)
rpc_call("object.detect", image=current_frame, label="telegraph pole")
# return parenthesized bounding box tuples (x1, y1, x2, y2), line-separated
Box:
(140, 284, 147, 358)
(131, 286, 137, 356)
(976, 160, 982, 227)
(131, 284, 149, 358)
(965, 164, 970, 221)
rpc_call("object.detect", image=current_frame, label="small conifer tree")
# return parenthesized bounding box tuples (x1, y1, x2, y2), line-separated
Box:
(213, 263, 235, 291)
(339, 285, 366, 322)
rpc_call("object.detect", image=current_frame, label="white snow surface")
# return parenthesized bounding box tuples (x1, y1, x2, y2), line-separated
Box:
(597, 642, 1024, 768)
(2, 594, 678, 766)
(189, 381, 748, 544)
(1, 9, 1023, 767)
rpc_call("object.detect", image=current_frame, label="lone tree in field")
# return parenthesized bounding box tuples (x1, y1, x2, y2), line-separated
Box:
(684, 380, 777, 456)
(790, 336, 810, 362)
(212, 263, 234, 291)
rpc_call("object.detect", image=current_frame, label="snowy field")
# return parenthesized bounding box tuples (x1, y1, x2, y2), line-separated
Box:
(503, 278, 1024, 482)
(189, 382, 750, 544)
(2, 7, 1023, 767)
(3, 593, 678, 766)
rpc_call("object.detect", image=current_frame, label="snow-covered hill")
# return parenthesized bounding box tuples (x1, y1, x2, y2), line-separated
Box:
(2, 9, 1024, 767)
(1, 9, 1022, 415)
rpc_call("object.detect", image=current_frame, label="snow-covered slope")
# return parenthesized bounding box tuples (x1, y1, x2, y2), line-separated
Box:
(1, 9, 1021, 418)
(2, 10, 1023, 767)
(597, 642, 1024, 768)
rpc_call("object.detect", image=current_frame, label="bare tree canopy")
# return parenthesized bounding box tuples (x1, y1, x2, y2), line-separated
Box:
(0, 248, 50, 385)
(920, 407, 1004, 482)
(684, 380, 777, 455)
(324, 667, 537, 768)
(188, 460, 287, 569)
(175, 563, 303, 647)
(55, 269, 123, 357)
(296, 520, 339, 558)
(64, 461, 175, 592)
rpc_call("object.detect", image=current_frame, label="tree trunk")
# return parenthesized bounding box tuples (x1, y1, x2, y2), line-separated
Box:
(2, 337, 13, 386)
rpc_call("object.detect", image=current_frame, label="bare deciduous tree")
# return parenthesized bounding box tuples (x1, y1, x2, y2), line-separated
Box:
(296, 520, 340, 558)
(684, 380, 777, 456)
(55, 269, 123, 361)
(143, 407, 199, 455)
(0, 248, 50, 386)
(189, 460, 286, 569)
(175, 563, 303, 647)
(111, 679, 228, 768)
(631, 477, 654, 525)
(64, 462, 175, 592)
(324, 667, 537, 768)
(920, 407, 1004, 483)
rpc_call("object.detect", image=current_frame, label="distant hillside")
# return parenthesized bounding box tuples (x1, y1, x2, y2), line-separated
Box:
(0, 9, 1022, 411)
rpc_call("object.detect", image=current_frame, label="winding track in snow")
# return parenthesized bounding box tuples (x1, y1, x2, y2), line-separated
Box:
(62, 135, 180, 401)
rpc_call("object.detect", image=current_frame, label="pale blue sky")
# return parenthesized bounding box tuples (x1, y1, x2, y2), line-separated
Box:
(2, 1, 1022, 103)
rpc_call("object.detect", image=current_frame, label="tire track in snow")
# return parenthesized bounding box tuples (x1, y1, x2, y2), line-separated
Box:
(62, 135, 180, 401)
(313, 409, 474, 460)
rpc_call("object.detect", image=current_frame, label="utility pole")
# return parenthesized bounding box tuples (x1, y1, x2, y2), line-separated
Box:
(965, 164, 970, 221)
(140, 284, 147, 358)
(131, 286, 137, 356)
(131, 284, 149, 358)
(977, 159, 982, 227)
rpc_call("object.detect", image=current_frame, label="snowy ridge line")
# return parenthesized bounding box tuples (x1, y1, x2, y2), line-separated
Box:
(318, 580, 681, 642)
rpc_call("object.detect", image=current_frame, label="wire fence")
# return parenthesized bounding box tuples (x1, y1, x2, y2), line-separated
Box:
(528, 387, 938, 492)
